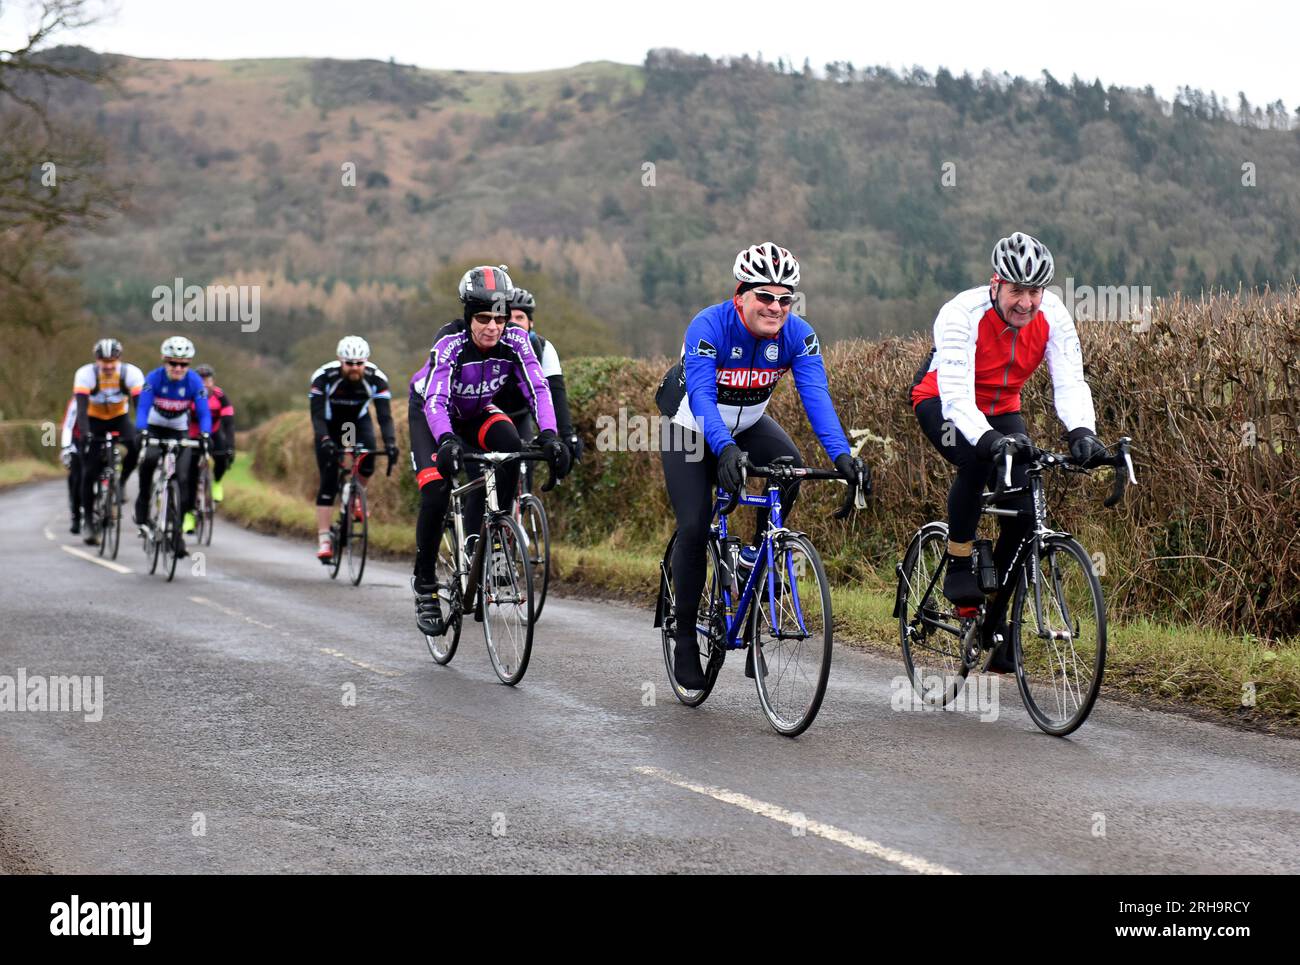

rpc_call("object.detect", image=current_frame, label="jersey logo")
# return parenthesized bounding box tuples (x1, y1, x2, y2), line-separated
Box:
(731, 346, 743, 359)
(800, 332, 820, 357)
(716, 367, 788, 389)
(764, 342, 780, 362)
(692, 339, 717, 359)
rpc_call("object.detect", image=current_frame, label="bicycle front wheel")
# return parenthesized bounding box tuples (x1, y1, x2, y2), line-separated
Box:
(104, 475, 122, 560)
(518, 493, 550, 624)
(197, 459, 214, 547)
(95, 479, 111, 558)
(481, 515, 534, 685)
(161, 480, 181, 582)
(347, 483, 368, 586)
(426, 520, 462, 664)
(1012, 536, 1106, 736)
(658, 532, 726, 707)
(748, 534, 833, 737)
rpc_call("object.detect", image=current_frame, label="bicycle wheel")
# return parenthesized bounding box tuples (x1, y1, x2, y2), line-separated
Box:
(95, 477, 111, 558)
(329, 485, 347, 581)
(104, 472, 121, 561)
(518, 493, 550, 624)
(162, 479, 181, 582)
(480, 515, 534, 685)
(197, 459, 214, 547)
(425, 520, 463, 664)
(748, 534, 833, 736)
(1011, 536, 1106, 736)
(897, 522, 972, 708)
(658, 531, 726, 707)
(145, 473, 164, 574)
(347, 483, 368, 586)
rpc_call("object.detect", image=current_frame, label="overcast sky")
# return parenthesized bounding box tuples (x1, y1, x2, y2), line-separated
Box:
(3, 0, 1298, 110)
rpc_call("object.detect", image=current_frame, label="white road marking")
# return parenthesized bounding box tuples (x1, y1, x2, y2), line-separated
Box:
(43, 526, 55, 541)
(59, 544, 131, 574)
(189, 595, 275, 630)
(634, 765, 959, 875)
(318, 647, 403, 678)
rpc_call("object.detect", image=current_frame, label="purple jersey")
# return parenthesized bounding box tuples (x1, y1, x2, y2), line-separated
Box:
(410, 320, 557, 440)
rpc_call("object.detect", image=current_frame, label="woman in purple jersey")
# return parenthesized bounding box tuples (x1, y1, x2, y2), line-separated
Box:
(406, 265, 571, 636)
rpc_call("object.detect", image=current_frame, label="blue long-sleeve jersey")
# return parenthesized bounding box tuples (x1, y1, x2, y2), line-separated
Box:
(657, 299, 849, 460)
(136, 367, 212, 434)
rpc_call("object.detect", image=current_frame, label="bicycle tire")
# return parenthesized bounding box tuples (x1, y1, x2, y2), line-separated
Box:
(749, 533, 834, 737)
(425, 520, 462, 664)
(197, 458, 214, 547)
(145, 469, 164, 574)
(95, 477, 111, 558)
(518, 493, 550, 624)
(105, 470, 122, 561)
(658, 531, 726, 707)
(897, 522, 973, 708)
(162, 479, 181, 582)
(347, 483, 368, 586)
(1011, 535, 1106, 736)
(329, 483, 347, 581)
(481, 514, 534, 686)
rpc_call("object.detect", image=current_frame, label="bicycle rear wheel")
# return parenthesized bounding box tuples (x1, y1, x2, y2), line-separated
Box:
(425, 520, 462, 664)
(481, 515, 534, 685)
(748, 534, 833, 736)
(518, 493, 550, 624)
(658, 531, 726, 707)
(897, 523, 972, 708)
(162, 480, 181, 582)
(347, 483, 368, 586)
(1012, 536, 1106, 736)
(145, 478, 162, 574)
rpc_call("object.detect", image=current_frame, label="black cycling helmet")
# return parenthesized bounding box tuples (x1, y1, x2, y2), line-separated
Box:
(93, 337, 122, 360)
(195, 364, 216, 378)
(457, 264, 514, 319)
(508, 287, 536, 318)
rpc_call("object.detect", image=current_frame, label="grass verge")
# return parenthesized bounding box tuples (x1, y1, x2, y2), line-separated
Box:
(0, 459, 63, 491)
(220, 455, 1299, 732)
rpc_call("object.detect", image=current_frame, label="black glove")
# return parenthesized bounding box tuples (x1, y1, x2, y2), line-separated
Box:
(538, 429, 571, 480)
(385, 444, 399, 463)
(1068, 428, 1107, 467)
(982, 431, 1030, 464)
(834, 452, 872, 497)
(567, 433, 584, 464)
(319, 435, 337, 459)
(436, 434, 463, 478)
(716, 444, 746, 494)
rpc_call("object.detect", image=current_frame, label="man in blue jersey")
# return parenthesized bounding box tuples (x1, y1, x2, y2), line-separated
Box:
(656, 242, 868, 689)
(134, 336, 212, 557)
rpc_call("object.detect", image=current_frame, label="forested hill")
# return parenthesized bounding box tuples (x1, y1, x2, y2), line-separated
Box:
(48, 46, 1300, 361)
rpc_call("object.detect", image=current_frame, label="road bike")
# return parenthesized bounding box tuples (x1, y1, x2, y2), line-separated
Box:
(895, 437, 1136, 736)
(323, 446, 394, 586)
(140, 436, 200, 582)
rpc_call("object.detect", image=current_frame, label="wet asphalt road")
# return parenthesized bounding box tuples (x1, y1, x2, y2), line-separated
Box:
(1, 479, 1297, 874)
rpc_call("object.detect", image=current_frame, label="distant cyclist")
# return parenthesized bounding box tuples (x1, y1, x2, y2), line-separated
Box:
(182, 363, 237, 535)
(656, 242, 868, 688)
(495, 287, 583, 465)
(59, 395, 84, 534)
(407, 265, 571, 636)
(909, 231, 1106, 672)
(72, 338, 144, 544)
(309, 336, 398, 562)
(134, 336, 211, 557)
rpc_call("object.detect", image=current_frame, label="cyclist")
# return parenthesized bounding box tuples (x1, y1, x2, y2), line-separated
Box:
(656, 242, 868, 689)
(59, 395, 83, 534)
(495, 287, 584, 466)
(909, 231, 1107, 672)
(182, 363, 237, 535)
(72, 338, 144, 545)
(134, 336, 212, 557)
(408, 264, 572, 636)
(308, 336, 399, 562)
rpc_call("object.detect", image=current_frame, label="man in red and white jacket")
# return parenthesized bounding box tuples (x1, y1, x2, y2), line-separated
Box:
(910, 232, 1108, 670)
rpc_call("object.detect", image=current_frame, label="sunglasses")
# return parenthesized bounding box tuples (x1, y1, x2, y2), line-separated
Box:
(165, 359, 190, 368)
(471, 313, 506, 325)
(341, 359, 367, 367)
(751, 290, 795, 308)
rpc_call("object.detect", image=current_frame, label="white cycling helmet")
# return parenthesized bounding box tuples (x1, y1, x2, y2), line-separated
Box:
(336, 335, 371, 361)
(160, 336, 195, 359)
(734, 242, 800, 288)
(992, 232, 1054, 287)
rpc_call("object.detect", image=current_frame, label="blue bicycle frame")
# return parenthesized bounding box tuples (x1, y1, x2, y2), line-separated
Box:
(707, 483, 810, 650)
